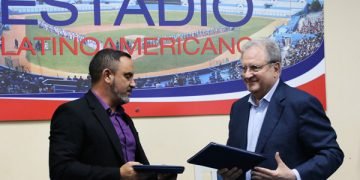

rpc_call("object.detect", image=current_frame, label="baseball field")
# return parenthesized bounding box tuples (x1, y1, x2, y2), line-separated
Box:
(4, 10, 280, 78)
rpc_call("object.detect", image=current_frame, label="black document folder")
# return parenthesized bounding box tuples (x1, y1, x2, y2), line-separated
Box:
(187, 142, 266, 171)
(133, 165, 185, 174)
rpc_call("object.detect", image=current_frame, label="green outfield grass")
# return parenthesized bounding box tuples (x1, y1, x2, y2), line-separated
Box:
(26, 26, 92, 73)
(133, 17, 273, 73)
(26, 11, 274, 74)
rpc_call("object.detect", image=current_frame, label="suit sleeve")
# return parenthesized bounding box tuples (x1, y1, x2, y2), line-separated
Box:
(227, 103, 236, 145)
(49, 104, 120, 180)
(295, 95, 344, 179)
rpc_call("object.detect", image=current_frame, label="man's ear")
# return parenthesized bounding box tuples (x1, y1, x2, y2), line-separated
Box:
(273, 62, 281, 78)
(274, 62, 281, 73)
(103, 69, 113, 83)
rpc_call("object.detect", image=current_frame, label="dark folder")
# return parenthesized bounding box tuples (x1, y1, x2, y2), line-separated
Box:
(133, 165, 185, 174)
(187, 142, 266, 171)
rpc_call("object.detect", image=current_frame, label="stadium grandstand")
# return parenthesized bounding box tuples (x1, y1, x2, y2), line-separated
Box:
(0, 58, 239, 94)
(0, 65, 56, 94)
(270, 1, 324, 67)
(0, 64, 92, 94)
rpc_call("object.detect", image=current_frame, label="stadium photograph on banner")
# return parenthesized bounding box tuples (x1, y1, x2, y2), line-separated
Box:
(0, 0, 325, 121)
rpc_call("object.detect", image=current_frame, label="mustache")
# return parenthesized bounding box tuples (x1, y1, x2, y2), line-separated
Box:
(244, 77, 257, 82)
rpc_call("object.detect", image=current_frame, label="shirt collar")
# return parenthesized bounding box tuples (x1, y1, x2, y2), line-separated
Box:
(91, 90, 124, 115)
(248, 79, 280, 106)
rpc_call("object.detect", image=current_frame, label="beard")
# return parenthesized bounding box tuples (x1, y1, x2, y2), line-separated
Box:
(117, 94, 130, 105)
(110, 79, 131, 105)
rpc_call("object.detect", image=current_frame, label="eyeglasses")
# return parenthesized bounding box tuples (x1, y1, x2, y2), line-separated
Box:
(239, 61, 277, 74)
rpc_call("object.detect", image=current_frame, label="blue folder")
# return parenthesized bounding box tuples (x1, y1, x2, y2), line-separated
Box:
(187, 142, 266, 171)
(133, 165, 185, 174)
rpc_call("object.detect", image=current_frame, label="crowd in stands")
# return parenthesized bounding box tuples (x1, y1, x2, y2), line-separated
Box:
(136, 72, 203, 88)
(276, 11, 324, 67)
(228, 61, 242, 80)
(0, 66, 55, 94)
(282, 34, 322, 67)
(297, 12, 323, 34)
(0, 65, 94, 94)
(66, 75, 91, 92)
(134, 59, 242, 89)
(0, 59, 242, 94)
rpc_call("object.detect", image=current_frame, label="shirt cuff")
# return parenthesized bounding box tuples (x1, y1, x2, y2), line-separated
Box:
(292, 169, 301, 180)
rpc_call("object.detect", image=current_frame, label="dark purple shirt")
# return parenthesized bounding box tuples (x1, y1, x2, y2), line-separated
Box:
(92, 91, 136, 162)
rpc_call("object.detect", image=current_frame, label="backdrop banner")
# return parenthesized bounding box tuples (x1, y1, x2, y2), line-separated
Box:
(0, 0, 326, 121)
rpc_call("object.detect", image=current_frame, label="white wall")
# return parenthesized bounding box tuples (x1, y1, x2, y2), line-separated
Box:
(322, 0, 360, 179)
(1, 0, 360, 179)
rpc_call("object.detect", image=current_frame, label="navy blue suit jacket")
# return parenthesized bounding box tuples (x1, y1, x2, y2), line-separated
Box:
(49, 91, 149, 180)
(227, 81, 343, 179)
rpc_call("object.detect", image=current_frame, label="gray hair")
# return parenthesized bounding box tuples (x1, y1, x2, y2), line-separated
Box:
(241, 38, 281, 64)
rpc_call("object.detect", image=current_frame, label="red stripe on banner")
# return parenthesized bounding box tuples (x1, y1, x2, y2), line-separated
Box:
(0, 99, 66, 121)
(123, 100, 236, 117)
(0, 75, 326, 121)
(297, 74, 327, 110)
(124, 74, 327, 117)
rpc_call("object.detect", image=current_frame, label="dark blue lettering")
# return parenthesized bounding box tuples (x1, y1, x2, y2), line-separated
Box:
(201, 0, 207, 26)
(114, 0, 154, 26)
(159, 0, 194, 26)
(1, 0, 37, 25)
(213, 0, 253, 27)
(94, 0, 101, 25)
(41, 0, 78, 26)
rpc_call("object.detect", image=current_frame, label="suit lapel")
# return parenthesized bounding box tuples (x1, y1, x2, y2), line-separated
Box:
(255, 82, 286, 153)
(85, 91, 125, 162)
(238, 100, 252, 149)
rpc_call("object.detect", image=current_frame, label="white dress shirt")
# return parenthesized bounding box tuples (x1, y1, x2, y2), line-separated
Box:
(244, 79, 301, 180)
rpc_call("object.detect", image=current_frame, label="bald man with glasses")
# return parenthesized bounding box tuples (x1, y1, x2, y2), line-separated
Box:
(218, 39, 343, 180)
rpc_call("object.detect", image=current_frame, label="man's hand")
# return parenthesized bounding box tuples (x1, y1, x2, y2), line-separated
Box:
(251, 152, 296, 180)
(119, 161, 142, 180)
(218, 167, 243, 180)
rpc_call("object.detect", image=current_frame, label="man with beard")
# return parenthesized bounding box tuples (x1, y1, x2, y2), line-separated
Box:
(49, 49, 168, 180)
(218, 39, 343, 180)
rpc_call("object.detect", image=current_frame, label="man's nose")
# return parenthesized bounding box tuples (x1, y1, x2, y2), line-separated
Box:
(241, 70, 254, 79)
(130, 79, 136, 88)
